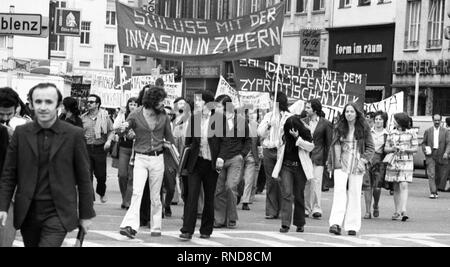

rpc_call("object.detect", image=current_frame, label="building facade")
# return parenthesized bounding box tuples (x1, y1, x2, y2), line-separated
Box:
(393, 0, 450, 116)
(328, 0, 397, 103)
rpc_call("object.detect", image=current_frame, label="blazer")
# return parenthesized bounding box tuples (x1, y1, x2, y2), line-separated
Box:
(327, 125, 375, 172)
(303, 117, 333, 166)
(0, 120, 96, 231)
(0, 125, 8, 173)
(422, 127, 450, 165)
(184, 113, 221, 174)
(272, 137, 315, 180)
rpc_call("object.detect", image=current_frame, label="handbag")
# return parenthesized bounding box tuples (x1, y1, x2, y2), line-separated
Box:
(178, 146, 191, 177)
(110, 140, 120, 159)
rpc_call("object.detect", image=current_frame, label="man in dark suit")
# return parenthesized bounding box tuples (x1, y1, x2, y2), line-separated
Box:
(303, 99, 332, 219)
(0, 83, 96, 247)
(422, 114, 450, 199)
(179, 90, 221, 240)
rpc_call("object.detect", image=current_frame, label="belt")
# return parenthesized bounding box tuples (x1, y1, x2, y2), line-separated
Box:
(137, 150, 163, 157)
(283, 160, 300, 167)
(86, 144, 105, 149)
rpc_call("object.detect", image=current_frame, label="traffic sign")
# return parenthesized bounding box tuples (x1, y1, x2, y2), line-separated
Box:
(55, 8, 81, 36)
(0, 13, 42, 35)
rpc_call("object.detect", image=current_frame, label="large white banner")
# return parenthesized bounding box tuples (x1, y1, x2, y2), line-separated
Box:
(91, 73, 180, 108)
(215, 76, 271, 110)
(289, 91, 405, 126)
(364, 92, 404, 129)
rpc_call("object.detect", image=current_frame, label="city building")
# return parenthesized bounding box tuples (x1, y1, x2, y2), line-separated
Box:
(327, 0, 397, 103)
(392, 0, 450, 116)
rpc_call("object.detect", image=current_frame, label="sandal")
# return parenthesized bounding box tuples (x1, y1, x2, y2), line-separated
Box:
(392, 212, 401, 221)
(364, 213, 372, 219)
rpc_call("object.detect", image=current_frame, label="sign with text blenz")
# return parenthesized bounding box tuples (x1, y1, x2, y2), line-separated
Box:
(0, 13, 42, 35)
(55, 8, 81, 36)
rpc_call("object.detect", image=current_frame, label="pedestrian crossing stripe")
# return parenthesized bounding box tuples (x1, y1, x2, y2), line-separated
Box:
(12, 231, 450, 247)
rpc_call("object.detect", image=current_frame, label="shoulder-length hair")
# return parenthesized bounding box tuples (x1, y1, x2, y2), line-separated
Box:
(374, 111, 388, 129)
(125, 97, 138, 119)
(394, 112, 411, 131)
(142, 87, 167, 110)
(283, 115, 313, 152)
(336, 103, 370, 140)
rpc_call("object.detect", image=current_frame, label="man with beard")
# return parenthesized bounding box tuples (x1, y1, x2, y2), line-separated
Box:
(0, 87, 20, 247)
(119, 86, 175, 238)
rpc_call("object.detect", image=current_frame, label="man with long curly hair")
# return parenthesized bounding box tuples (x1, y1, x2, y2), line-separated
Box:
(118, 86, 175, 238)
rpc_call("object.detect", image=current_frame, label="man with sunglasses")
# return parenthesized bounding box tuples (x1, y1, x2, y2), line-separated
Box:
(81, 95, 114, 203)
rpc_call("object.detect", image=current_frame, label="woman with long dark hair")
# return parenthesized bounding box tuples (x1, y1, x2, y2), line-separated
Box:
(114, 97, 138, 209)
(384, 112, 418, 221)
(272, 115, 314, 233)
(59, 97, 83, 128)
(328, 103, 374, 236)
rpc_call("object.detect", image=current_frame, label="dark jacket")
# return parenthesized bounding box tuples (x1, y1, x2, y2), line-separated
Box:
(216, 113, 252, 161)
(0, 120, 96, 231)
(184, 112, 221, 174)
(59, 114, 83, 128)
(304, 117, 333, 166)
(0, 125, 8, 173)
(422, 127, 450, 165)
(327, 124, 375, 172)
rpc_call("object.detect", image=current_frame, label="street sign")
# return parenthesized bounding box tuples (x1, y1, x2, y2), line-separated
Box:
(0, 13, 42, 35)
(55, 8, 81, 36)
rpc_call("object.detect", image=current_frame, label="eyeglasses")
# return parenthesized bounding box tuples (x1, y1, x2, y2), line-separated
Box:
(87, 101, 97, 104)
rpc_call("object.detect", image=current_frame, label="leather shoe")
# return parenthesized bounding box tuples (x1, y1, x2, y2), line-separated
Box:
(120, 227, 136, 239)
(348, 230, 357, 236)
(312, 212, 322, 219)
(200, 234, 210, 239)
(100, 195, 108, 203)
(279, 226, 290, 233)
(228, 221, 237, 229)
(242, 203, 250, 210)
(179, 233, 193, 241)
(265, 215, 278, 220)
(213, 223, 225, 228)
(296, 226, 304, 233)
(329, 225, 341, 235)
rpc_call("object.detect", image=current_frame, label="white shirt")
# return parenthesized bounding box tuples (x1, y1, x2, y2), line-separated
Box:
(199, 114, 212, 160)
(433, 127, 440, 149)
(371, 128, 388, 154)
(309, 116, 319, 135)
(258, 111, 293, 149)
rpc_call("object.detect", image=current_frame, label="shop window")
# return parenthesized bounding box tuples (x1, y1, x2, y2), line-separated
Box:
(405, 0, 421, 49)
(427, 0, 445, 49)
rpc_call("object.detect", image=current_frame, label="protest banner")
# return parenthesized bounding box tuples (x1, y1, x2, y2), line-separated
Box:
(364, 91, 404, 129)
(91, 73, 181, 108)
(233, 58, 367, 110)
(215, 76, 271, 110)
(116, 1, 284, 61)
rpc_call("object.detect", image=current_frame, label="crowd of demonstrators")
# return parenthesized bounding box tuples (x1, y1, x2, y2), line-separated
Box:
(1, 80, 445, 246)
(0, 84, 95, 247)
